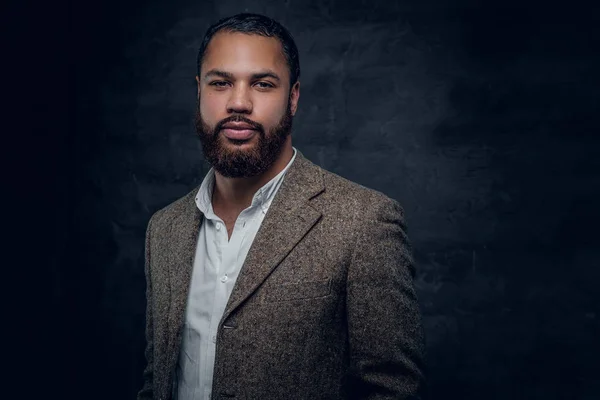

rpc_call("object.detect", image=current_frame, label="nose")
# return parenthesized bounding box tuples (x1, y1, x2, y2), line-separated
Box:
(226, 84, 253, 114)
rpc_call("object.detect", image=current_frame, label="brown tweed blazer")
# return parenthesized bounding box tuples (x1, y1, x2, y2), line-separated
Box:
(137, 149, 426, 400)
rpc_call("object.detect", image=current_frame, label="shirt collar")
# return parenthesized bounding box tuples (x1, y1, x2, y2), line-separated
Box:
(195, 146, 298, 218)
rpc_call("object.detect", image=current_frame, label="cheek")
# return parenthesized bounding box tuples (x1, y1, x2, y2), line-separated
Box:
(199, 93, 224, 123)
(257, 97, 288, 127)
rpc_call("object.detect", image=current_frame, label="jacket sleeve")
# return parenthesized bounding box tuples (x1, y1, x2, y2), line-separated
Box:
(137, 213, 157, 400)
(346, 195, 426, 399)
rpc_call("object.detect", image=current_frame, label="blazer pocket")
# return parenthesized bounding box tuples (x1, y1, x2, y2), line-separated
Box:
(263, 278, 332, 302)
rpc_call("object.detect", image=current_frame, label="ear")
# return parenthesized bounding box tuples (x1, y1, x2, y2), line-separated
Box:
(289, 81, 300, 116)
(195, 75, 201, 100)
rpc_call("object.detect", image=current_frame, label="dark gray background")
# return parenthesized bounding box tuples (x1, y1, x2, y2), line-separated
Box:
(31, 0, 600, 398)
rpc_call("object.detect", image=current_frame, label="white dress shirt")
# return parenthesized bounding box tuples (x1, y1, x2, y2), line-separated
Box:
(173, 147, 298, 400)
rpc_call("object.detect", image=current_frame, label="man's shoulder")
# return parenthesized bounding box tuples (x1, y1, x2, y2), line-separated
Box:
(314, 161, 404, 215)
(147, 184, 199, 228)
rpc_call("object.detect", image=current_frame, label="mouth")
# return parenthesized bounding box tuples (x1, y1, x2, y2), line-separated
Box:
(221, 128, 257, 141)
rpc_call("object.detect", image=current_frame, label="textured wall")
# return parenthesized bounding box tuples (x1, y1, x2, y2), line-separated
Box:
(65, 0, 599, 399)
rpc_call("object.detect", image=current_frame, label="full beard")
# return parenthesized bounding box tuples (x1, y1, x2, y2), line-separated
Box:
(195, 103, 293, 178)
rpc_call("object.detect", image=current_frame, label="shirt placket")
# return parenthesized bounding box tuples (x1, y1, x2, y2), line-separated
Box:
(205, 214, 250, 399)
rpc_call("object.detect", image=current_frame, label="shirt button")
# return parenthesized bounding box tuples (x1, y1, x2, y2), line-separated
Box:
(220, 275, 228, 283)
(215, 222, 221, 230)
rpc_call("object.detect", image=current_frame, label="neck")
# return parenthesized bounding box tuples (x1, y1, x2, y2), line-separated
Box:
(212, 141, 294, 212)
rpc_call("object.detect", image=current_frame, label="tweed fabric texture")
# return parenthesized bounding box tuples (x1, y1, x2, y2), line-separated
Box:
(137, 149, 426, 400)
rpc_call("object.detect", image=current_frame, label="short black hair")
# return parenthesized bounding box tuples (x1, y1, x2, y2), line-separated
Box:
(197, 13, 300, 87)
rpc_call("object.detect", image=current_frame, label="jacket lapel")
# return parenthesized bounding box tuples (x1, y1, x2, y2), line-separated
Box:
(221, 150, 325, 323)
(167, 198, 203, 360)
(167, 150, 325, 357)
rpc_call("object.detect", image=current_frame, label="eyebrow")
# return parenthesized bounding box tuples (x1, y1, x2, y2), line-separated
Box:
(204, 69, 281, 82)
(251, 71, 281, 82)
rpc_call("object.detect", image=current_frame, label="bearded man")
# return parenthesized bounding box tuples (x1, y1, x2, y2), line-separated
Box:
(137, 12, 426, 400)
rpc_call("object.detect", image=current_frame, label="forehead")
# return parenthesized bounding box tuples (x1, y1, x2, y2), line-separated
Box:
(201, 31, 289, 79)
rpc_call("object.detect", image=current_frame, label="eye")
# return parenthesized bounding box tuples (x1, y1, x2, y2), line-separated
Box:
(210, 81, 229, 88)
(255, 81, 274, 89)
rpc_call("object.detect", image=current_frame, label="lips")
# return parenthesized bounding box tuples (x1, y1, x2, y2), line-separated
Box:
(221, 122, 258, 140)
(222, 129, 256, 140)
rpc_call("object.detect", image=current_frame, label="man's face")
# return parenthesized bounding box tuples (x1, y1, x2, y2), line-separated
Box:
(195, 31, 300, 178)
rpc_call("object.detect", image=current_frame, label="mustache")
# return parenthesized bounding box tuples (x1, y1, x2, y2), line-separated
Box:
(215, 115, 264, 135)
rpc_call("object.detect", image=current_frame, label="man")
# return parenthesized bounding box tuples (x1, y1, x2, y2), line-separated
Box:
(138, 13, 426, 400)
